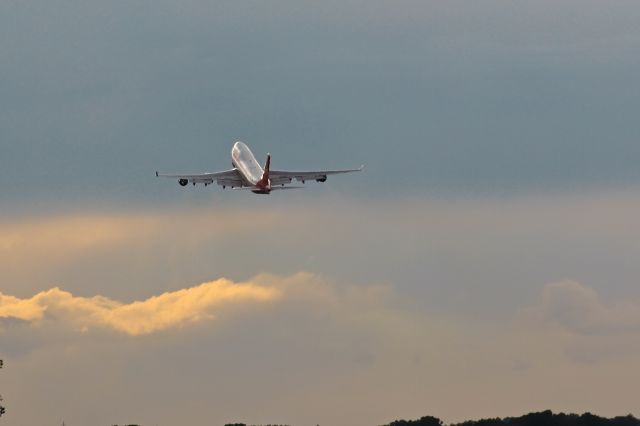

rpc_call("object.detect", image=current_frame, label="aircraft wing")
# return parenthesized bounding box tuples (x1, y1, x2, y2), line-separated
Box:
(269, 165, 364, 185)
(155, 169, 244, 187)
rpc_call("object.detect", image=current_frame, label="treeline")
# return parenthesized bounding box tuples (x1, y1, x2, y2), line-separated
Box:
(222, 413, 640, 426)
(224, 424, 290, 426)
(383, 411, 640, 426)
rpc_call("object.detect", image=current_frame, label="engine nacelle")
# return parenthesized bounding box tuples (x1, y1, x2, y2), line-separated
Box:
(316, 175, 327, 183)
(179, 179, 189, 186)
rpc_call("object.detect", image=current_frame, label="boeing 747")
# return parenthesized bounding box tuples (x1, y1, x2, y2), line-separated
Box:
(156, 141, 363, 194)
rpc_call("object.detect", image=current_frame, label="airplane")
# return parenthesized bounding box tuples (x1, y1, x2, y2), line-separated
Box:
(156, 141, 363, 194)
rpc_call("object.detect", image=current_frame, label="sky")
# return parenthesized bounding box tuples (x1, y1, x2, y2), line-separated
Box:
(1, 1, 640, 425)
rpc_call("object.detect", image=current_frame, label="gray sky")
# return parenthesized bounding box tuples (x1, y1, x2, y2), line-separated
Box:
(1, 1, 640, 425)
(1, 0, 640, 205)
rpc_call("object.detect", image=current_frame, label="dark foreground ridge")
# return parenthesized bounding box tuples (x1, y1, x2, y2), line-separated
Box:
(47, 410, 640, 426)
(381, 411, 640, 426)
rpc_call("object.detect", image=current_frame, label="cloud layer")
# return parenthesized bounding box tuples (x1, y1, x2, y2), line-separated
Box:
(2, 194, 640, 424)
(2, 270, 640, 425)
(521, 280, 640, 335)
(0, 278, 280, 335)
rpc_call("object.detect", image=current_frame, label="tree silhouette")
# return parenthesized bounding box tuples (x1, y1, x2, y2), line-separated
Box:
(0, 359, 4, 418)
(383, 415, 444, 426)
(383, 411, 640, 426)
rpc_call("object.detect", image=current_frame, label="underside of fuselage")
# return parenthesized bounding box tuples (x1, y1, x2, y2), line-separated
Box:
(250, 188, 271, 194)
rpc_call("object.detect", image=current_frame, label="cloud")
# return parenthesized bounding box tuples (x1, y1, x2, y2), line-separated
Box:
(519, 280, 640, 335)
(0, 209, 265, 260)
(0, 277, 280, 335)
(3, 272, 640, 425)
(0, 214, 160, 252)
(5, 190, 640, 316)
(0, 271, 391, 337)
(0, 208, 281, 298)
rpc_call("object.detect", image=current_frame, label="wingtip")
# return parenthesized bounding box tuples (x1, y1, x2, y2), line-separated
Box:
(359, 164, 365, 171)
(155, 171, 159, 177)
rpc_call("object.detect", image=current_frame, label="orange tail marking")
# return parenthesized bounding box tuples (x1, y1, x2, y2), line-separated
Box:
(264, 153, 270, 178)
(257, 153, 271, 189)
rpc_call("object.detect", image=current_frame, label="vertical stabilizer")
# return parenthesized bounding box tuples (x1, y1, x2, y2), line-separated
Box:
(256, 153, 271, 190)
(263, 153, 271, 178)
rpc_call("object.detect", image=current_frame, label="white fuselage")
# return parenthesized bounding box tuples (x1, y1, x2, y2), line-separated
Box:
(231, 141, 264, 186)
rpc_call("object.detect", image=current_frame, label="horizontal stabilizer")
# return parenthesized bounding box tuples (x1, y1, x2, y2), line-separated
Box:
(232, 186, 304, 191)
(270, 186, 304, 190)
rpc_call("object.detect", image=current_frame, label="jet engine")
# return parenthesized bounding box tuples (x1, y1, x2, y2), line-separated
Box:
(179, 179, 189, 186)
(316, 175, 327, 183)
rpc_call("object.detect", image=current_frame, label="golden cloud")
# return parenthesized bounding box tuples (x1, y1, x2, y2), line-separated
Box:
(0, 214, 160, 252)
(0, 209, 267, 266)
(0, 278, 281, 336)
